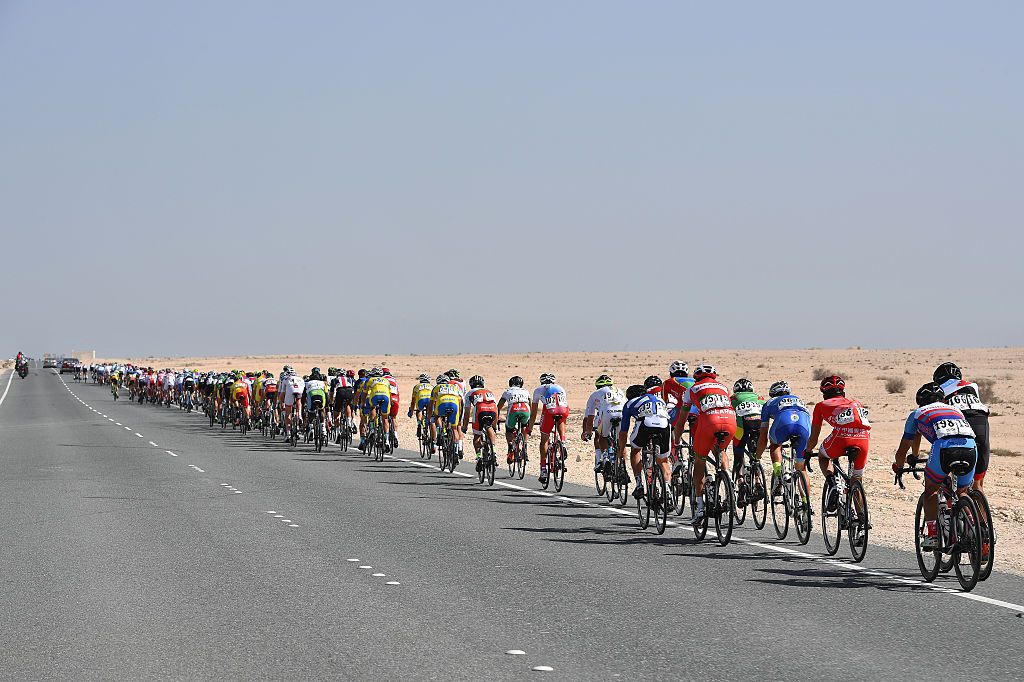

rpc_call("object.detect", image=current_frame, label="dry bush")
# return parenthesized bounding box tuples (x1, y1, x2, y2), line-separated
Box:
(976, 377, 998, 403)
(884, 377, 906, 394)
(812, 367, 836, 381)
(992, 448, 1021, 458)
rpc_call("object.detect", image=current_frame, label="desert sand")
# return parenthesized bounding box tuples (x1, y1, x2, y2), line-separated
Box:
(104, 348, 1024, 574)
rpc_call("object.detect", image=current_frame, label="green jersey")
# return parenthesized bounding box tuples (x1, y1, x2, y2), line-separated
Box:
(731, 391, 764, 425)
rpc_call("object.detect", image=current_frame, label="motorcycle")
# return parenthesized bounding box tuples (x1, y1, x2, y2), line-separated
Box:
(16, 364, 28, 379)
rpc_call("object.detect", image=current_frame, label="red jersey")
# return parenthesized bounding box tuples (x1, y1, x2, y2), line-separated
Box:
(465, 388, 497, 415)
(812, 396, 871, 438)
(684, 378, 735, 417)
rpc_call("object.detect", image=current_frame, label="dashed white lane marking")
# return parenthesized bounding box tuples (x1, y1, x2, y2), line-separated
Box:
(148, 441, 158, 447)
(288, 524, 299, 527)
(358, 565, 372, 569)
(383, 452, 1024, 614)
(124, 426, 132, 430)
(266, 511, 277, 514)
(532, 666, 554, 672)
(372, 573, 386, 577)
(506, 650, 526, 656)
(166, 450, 178, 457)
(188, 465, 205, 473)
(135, 432, 144, 438)
(346, 559, 359, 562)
(282, 519, 292, 523)
(107, 418, 115, 422)
(115, 422, 122, 426)
(274, 514, 284, 518)
(385, 581, 400, 586)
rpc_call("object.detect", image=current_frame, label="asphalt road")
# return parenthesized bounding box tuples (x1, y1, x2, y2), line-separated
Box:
(1, 368, 1022, 679)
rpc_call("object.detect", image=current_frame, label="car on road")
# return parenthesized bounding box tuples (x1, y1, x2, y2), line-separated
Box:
(43, 358, 57, 368)
(60, 359, 77, 374)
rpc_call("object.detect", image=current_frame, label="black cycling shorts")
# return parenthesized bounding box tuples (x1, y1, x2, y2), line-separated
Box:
(334, 387, 354, 411)
(964, 411, 990, 476)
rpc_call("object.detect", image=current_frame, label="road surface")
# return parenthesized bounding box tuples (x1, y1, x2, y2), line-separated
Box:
(1, 368, 1021, 679)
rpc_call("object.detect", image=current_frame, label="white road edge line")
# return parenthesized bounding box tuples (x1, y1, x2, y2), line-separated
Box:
(0, 368, 14, 408)
(383, 453, 1024, 614)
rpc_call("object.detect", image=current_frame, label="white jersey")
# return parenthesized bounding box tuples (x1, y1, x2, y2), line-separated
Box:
(500, 387, 532, 416)
(283, 374, 305, 399)
(585, 386, 625, 418)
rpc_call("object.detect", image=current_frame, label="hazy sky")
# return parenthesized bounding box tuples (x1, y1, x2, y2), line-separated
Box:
(2, 1, 1021, 358)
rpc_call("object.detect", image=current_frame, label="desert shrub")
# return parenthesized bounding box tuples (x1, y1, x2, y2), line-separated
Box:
(992, 448, 1021, 458)
(884, 377, 906, 394)
(812, 367, 836, 381)
(976, 377, 998, 403)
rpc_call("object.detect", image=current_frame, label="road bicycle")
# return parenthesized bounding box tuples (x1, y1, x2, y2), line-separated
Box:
(636, 433, 673, 535)
(506, 419, 528, 481)
(417, 412, 431, 459)
(897, 455, 988, 592)
(476, 415, 497, 486)
(671, 440, 693, 517)
(770, 437, 813, 545)
(732, 442, 768, 530)
(309, 405, 326, 453)
(542, 415, 567, 492)
(819, 446, 870, 562)
(110, 381, 119, 401)
(691, 432, 735, 546)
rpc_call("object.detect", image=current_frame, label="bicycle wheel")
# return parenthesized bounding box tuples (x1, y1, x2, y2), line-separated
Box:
(438, 432, 448, 471)
(607, 457, 618, 503)
(653, 463, 668, 535)
(821, 479, 842, 556)
(751, 462, 768, 530)
(732, 469, 747, 527)
(595, 460, 607, 496)
(541, 444, 552, 490)
(938, 490, 956, 574)
(637, 463, 651, 530)
(616, 458, 629, 506)
(477, 448, 486, 484)
(794, 472, 812, 546)
(968, 489, 994, 581)
(485, 442, 495, 486)
(914, 492, 941, 582)
(674, 459, 690, 517)
(553, 443, 565, 493)
(770, 471, 789, 539)
(848, 478, 869, 563)
(447, 441, 458, 472)
(714, 469, 735, 547)
(952, 495, 982, 592)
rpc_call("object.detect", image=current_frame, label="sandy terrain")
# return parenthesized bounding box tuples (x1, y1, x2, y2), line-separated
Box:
(104, 348, 1024, 574)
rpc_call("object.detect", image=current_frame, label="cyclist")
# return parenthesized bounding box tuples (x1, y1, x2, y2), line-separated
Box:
(462, 375, 499, 471)
(305, 368, 329, 439)
(230, 370, 252, 423)
(583, 374, 625, 474)
(662, 361, 695, 452)
(933, 362, 990, 490)
(280, 366, 304, 436)
(447, 369, 467, 396)
(679, 365, 737, 523)
(261, 371, 278, 425)
(805, 375, 871, 482)
(618, 379, 671, 501)
(360, 368, 393, 452)
(330, 368, 356, 440)
(892, 383, 978, 549)
(109, 366, 122, 398)
(407, 374, 434, 441)
(756, 380, 811, 496)
(496, 375, 532, 464)
(528, 373, 568, 485)
(383, 368, 400, 448)
(429, 373, 464, 458)
(730, 378, 764, 500)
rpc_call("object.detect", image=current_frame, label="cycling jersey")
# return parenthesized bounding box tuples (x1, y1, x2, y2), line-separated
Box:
(621, 392, 670, 455)
(431, 383, 462, 425)
(533, 384, 568, 435)
(813, 395, 871, 469)
(231, 379, 251, 407)
(904, 402, 978, 487)
(465, 387, 498, 433)
(305, 379, 328, 410)
(939, 377, 990, 481)
(684, 378, 737, 458)
(282, 374, 305, 407)
(760, 393, 811, 457)
(500, 386, 531, 430)
(731, 390, 765, 448)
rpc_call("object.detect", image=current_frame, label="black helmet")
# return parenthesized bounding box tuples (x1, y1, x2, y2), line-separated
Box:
(916, 382, 945, 407)
(311, 367, 321, 376)
(733, 378, 753, 394)
(469, 375, 484, 389)
(509, 375, 524, 388)
(933, 362, 962, 384)
(625, 384, 646, 401)
(769, 381, 791, 398)
(644, 375, 662, 390)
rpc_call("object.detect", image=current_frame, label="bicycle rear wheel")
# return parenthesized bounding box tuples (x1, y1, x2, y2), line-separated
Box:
(553, 442, 565, 493)
(750, 462, 768, 530)
(673, 459, 690, 517)
(770, 471, 789, 539)
(714, 469, 735, 546)
(732, 469, 747, 526)
(485, 442, 496, 486)
(794, 473, 812, 546)
(595, 462, 607, 496)
(953, 495, 982, 591)
(616, 458, 629, 506)
(692, 479, 709, 541)
(968, 489, 994, 581)
(653, 463, 668, 535)
(637, 464, 651, 530)
(821, 479, 842, 556)
(848, 478, 869, 563)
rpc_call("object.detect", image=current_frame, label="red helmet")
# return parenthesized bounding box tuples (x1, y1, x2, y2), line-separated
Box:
(382, 367, 391, 376)
(819, 375, 845, 393)
(346, 369, 355, 378)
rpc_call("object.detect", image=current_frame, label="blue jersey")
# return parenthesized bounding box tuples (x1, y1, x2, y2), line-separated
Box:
(760, 394, 809, 424)
(533, 384, 567, 409)
(622, 393, 670, 432)
(903, 403, 976, 444)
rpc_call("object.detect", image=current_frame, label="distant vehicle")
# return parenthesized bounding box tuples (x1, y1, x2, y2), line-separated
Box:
(60, 359, 76, 374)
(43, 358, 57, 369)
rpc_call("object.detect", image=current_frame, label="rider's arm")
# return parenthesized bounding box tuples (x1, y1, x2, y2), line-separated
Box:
(893, 435, 918, 469)
(495, 396, 506, 424)
(527, 400, 539, 435)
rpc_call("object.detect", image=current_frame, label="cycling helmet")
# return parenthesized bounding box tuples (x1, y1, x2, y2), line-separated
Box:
(693, 364, 717, 380)
(346, 369, 356, 378)
(418, 373, 431, 383)
(933, 362, 962, 384)
(382, 367, 391, 376)
(436, 374, 448, 384)
(370, 367, 383, 377)
(916, 382, 945, 407)
(644, 375, 662, 390)
(358, 369, 367, 377)
(595, 374, 613, 388)
(509, 375, 524, 388)
(625, 384, 646, 401)
(819, 375, 845, 394)
(469, 375, 484, 389)
(447, 369, 460, 380)
(733, 378, 753, 394)
(669, 361, 689, 378)
(768, 380, 791, 397)
(540, 373, 555, 385)
(283, 365, 292, 373)
(311, 367, 321, 377)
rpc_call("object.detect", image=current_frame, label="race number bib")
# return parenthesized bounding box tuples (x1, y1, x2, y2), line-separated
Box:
(546, 392, 567, 409)
(949, 393, 985, 412)
(933, 418, 973, 439)
(700, 393, 731, 412)
(734, 400, 761, 417)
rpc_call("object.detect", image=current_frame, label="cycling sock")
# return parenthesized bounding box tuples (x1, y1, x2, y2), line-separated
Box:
(594, 449, 602, 465)
(773, 462, 782, 477)
(634, 471, 643, 485)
